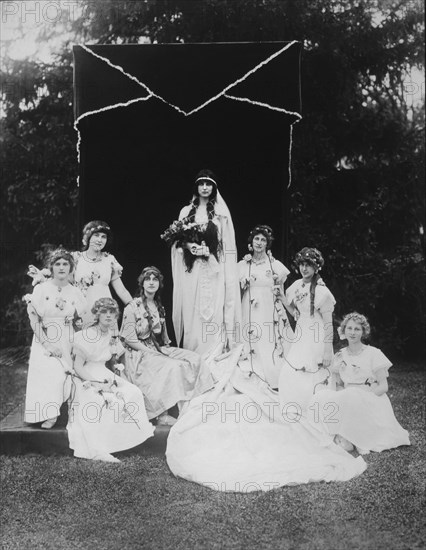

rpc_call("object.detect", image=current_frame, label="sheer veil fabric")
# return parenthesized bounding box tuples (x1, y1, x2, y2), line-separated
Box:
(171, 190, 241, 354)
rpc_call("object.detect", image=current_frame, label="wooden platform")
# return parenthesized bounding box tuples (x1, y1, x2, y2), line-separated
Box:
(0, 404, 170, 456)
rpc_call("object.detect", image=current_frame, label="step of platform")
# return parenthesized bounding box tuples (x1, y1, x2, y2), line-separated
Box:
(0, 404, 170, 456)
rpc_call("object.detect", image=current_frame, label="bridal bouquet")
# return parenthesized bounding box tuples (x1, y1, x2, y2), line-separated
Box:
(160, 216, 199, 246)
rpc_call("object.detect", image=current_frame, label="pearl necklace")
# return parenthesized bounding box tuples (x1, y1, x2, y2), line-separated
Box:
(84, 251, 102, 263)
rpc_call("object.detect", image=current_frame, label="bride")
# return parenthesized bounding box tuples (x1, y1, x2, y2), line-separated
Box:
(165, 169, 241, 354)
(166, 230, 367, 492)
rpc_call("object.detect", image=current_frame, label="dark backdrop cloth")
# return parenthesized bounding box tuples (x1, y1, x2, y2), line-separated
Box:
(73, 42, 302, 342)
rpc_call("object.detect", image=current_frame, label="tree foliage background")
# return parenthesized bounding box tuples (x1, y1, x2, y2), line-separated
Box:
(1, 0, 424, 359)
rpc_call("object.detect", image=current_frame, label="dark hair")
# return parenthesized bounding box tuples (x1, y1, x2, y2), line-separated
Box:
(188, 169, 218, 223)
(137, 266, 166, 337)
(248, 225, 274, 250)
(293, 247, 325, 317)
(293, 247, 324, 271)
(192, 169, 218, 200)
(81, 220, 111, 251)
(137, 266, 164, 297)
(48, 248, 74, 271)
(184, 169, 221, 272)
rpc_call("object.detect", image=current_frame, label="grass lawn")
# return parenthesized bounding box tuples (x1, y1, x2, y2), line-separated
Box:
(1, 348, 425, 550)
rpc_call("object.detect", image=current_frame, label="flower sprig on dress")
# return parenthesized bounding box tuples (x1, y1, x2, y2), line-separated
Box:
(27, 265, 52, 286)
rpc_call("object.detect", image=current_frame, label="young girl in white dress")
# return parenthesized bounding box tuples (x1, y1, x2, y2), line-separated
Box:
(67, 298, 154, 462)
(308, 312, 410, 454)
(278, 247, 335, 415)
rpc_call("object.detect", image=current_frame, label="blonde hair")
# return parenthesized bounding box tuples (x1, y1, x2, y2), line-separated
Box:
(91, 297, 120, 321)
(340, 312, 371, 340)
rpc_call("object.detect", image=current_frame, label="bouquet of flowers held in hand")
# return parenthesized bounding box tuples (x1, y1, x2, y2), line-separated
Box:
(160, 216, 199, 246)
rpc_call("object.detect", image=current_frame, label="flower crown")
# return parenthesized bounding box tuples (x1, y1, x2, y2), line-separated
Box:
(48, 248, 74, 267)
(82, 223, 111, 245)
(254, 225, 273, 237)
(91, 297, 119, 317)
(293, 248, 324, 271)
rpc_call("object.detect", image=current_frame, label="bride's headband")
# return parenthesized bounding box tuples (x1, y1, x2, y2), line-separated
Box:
(195, 176, 217, 186)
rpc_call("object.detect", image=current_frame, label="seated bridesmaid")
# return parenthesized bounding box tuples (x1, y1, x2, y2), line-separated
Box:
(67, 298, 154, 462)
(120, 266, 214, 426)
(23, 248, 86, 428)
(308, 312, 410, 454)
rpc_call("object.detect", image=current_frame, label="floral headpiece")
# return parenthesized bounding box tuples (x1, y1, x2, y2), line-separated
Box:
(293, 247, 324, 271)
(82, 220, 111, 247)
(253, 225, 273, 237)
(91, 297, 120, 317)
(48, 248, 74, 270)
(248, 225, 274, 250)
(138, 266, 164, 294)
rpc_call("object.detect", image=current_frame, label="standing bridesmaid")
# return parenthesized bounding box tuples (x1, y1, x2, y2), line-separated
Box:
(72, 220, 133, 325)
(278, 247, 335, 415)
(238, 225, 292, 388)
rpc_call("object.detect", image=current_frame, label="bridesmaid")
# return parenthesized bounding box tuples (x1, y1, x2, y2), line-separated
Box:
(278, 247, 335, 415)
(308, 312, 410, 454)
(67, 297, 154, 462)
(238, 225, 292, 388)
(121, 266, 214, 426)
(23, 249, 86, 428)
(72, 220, 133, 325)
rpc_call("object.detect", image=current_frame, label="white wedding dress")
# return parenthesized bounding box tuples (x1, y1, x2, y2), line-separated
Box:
(166, 344, 366, 492)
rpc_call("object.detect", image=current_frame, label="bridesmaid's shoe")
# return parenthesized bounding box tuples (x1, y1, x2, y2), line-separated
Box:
(356, 446, 370, 456)
(334, 434, 354, 452)
(93, 453, 121, 463)
(41, 417, 58, 429)
(157, 413, 177, 426)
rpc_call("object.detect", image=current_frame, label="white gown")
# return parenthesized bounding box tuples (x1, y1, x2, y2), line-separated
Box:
(166, 344, 366, 492)
(171, 193, 241, 354)
(279, 280, 336, 414)
(72, 251, 124, 326)
(308, 346, 410, 453)
(67, 328, 154, 459)
(121, 299, 214, 419)
(238, 255, 292, 388)
(23, 281, 86, 423)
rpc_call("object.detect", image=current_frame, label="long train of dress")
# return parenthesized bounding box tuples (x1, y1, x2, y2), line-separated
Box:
(166, 345, 366, 492)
